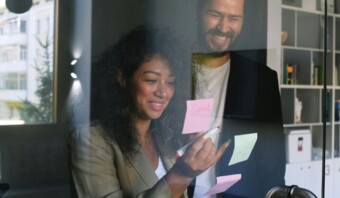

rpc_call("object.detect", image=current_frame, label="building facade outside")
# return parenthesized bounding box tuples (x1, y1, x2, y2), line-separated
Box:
(0, 0, 54, 124)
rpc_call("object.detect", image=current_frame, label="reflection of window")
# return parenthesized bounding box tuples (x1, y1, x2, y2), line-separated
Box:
(9, 21, 16, 34)
(20, 46, 27, 60)
(0, 51, 9, 62)
(0, 73, 26, 90)
(0, 45, 23, 63)
(0, 76, 3, 89)
(46, 17, 49, 33)
(36, 17, 50, 34)
(20, 20, 26, 33)
(0, 46, 15, 62)
(4, 73, 17, 90)
(1, 18, 26, 35)
(36, 20, 40, 34)
(19, 73, 27, 89)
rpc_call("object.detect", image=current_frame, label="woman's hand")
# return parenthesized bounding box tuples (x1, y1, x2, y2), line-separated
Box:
(174, 136, 230, 178)
(163, 137, 230, 198)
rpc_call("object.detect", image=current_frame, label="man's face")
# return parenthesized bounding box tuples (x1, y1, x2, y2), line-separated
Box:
(199, 0, 244, 53)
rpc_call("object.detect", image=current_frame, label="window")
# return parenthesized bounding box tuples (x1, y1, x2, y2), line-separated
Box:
(0, 73, 26, 90)
(9, 20, 17, 34)
(19, 73, 26, 89)
(4, 73, 18, 90)
(0, 0, 55, 124)
(20, 45, 27, 60)
(0, 45, 22, 63)
(36, 19, 40, 34)
(0, 46, 15, 62)
(46, 16, 49, 33)
(20, 20, 26, 33)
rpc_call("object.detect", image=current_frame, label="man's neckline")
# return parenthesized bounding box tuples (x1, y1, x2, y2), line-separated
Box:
(193, 52, 230, 68)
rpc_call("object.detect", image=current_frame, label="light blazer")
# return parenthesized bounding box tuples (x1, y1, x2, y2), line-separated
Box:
(69, 123, 184, 198)
(217, 51, 286, 198)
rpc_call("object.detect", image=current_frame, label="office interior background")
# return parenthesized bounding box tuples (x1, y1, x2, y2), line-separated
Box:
(0, 0, 339, 197)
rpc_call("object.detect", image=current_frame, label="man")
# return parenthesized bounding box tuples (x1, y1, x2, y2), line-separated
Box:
(190, 0, 286, 197)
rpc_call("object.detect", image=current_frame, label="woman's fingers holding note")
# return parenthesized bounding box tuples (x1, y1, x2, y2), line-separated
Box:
(178, 137, 231, 177)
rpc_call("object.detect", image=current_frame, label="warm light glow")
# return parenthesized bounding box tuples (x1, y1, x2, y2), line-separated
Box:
(72, 48, 82, 60)
(71, 59, 78, 65)
(70, 72, 78, 79)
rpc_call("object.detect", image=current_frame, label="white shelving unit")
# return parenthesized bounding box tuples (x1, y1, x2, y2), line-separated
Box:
(268, 1, 340, 197)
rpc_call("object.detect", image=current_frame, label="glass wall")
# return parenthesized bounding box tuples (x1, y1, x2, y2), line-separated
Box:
(1, 0, 339, 198)
(90, 1, 338, 197)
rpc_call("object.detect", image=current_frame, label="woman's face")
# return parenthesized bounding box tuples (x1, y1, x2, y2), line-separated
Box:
(131, 55, 175, 121)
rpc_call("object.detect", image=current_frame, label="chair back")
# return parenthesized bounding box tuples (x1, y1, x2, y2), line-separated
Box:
(266, 185, 318, 198)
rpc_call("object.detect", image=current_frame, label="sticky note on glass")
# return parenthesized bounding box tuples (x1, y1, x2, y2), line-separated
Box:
(204, 174, 242, 196)
(182, 98, 214, 134)
(229, 133, 258, 166)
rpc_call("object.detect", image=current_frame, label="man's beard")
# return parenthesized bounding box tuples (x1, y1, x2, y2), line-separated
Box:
(197, 27, 235, 54)
(207, 28, 234, 40)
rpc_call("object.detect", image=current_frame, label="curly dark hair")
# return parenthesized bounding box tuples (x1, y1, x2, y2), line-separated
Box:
(91, 25, 191, 158)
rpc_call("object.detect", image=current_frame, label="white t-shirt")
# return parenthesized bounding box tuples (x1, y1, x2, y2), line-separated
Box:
(155, 157, 167, 179)
(193, 60, 231, 198)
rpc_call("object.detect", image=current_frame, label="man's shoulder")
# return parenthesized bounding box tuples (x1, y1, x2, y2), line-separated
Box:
(230, 51, 265, 66)
(230, 51, 277, 75)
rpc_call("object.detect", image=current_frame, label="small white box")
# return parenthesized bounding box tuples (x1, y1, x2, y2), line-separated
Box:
(286, 129, 312, 163)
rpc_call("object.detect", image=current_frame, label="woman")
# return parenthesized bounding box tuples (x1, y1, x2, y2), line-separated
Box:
(69, 26, 229, 198)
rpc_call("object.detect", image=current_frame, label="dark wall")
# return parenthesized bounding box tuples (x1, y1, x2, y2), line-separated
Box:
(91, 0, 197, 59)
(238, 0, 268, 50)
(91, 0, 148, 60)
(91, 0, 268, 64)
(0, 127, 70, 198)
(235, 0, 268, 65)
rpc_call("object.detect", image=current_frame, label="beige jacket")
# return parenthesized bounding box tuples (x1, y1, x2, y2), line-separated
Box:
(69, 123, 186, 198)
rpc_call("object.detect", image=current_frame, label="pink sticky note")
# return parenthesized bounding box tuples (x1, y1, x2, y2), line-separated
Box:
(204, 174, 242, 196)
(182, 98, 214, 134)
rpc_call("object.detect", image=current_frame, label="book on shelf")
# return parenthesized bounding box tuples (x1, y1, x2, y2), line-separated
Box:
(284, 64, 297, 84)
(335, 100, 340, 121)
(313, 64, 324, 85)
